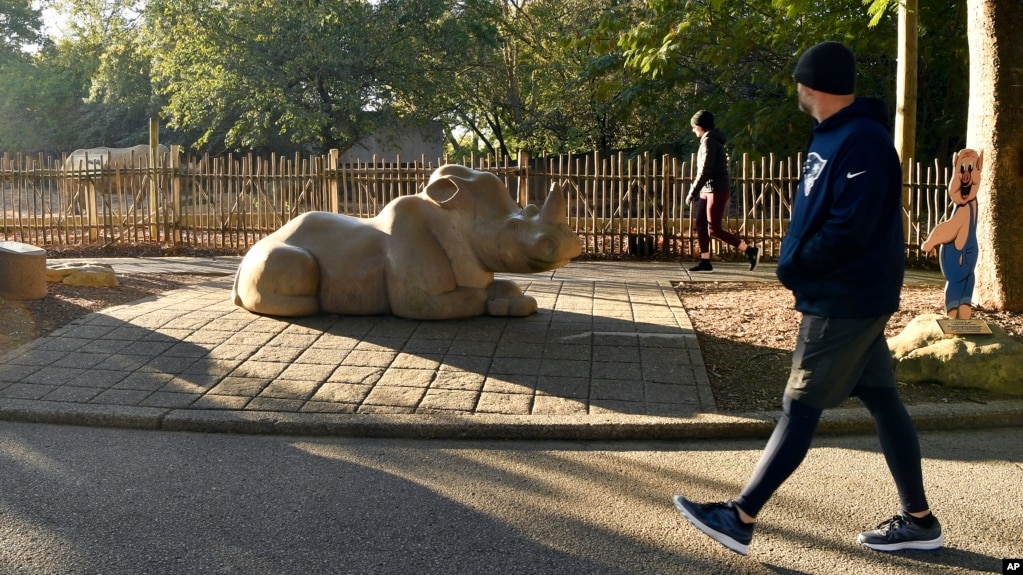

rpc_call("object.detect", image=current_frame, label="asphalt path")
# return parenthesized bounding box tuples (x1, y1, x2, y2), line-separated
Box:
(1, 422, 1020, 574)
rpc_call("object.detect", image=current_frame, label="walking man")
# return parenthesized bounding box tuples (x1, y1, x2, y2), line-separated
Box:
(672, 41, 943, 556)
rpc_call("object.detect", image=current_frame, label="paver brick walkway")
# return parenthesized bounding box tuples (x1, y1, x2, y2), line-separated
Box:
(8, 257, 1008, 440)
(0, 262, 711, 427)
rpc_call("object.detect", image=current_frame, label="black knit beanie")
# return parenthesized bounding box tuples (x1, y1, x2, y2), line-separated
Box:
(690, 110, 715, 130)
(793, 41, 856, 95)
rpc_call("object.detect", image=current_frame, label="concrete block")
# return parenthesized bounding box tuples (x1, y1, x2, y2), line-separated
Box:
(0, 241, 47, 300)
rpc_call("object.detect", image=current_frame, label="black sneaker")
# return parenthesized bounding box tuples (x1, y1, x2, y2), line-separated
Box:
(673, 496, 753, 555)
(857, 513, 944, 552)
(688, 259, 713, 273)
(746, 246, 760, 271)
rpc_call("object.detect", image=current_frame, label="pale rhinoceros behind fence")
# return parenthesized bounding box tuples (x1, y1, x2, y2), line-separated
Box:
(63, 144, 172, 213)
(63, 144, 171, 174)
(231, 164, 582, 320)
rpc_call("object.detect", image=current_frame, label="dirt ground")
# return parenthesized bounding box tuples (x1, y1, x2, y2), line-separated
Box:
(677, 282, 1023, 412)
(2, 244, 1021, 413)
(0, 244, 241, 357)
(0, 274, 222, 353)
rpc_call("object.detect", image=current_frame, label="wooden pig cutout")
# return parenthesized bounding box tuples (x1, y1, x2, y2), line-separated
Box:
(232, 164, 582, 320)
(921, 149, 983, 319)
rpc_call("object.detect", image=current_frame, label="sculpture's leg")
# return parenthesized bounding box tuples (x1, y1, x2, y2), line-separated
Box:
(486, 279, 537, 317)
(389, 272, 529, 319)
(233, 242, 320, 316)
(387, 284, 487, 319)
(385, 215, 495, 319)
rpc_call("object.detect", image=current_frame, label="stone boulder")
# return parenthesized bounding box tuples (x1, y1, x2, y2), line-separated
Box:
(888, 313, 1023, 395)
(47, 262, 119, 287)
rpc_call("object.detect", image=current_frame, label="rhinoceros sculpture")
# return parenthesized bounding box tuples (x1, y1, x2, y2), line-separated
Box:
(232, 164, 582, 320)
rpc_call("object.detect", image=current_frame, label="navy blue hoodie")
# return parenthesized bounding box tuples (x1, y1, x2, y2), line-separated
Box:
(776, 98, 905, 318)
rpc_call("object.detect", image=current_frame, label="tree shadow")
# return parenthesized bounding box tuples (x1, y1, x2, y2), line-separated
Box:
(0, 423, 653, 574)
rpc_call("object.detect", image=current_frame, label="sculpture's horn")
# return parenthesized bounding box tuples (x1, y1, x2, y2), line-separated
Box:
(540, 181, 568, 223)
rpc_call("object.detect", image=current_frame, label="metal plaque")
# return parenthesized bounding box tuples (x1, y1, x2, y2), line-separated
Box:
(936, 318, 993, 335)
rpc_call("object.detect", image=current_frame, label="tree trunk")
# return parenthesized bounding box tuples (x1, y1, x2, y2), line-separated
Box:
(894, 0, 918, 168)
(967, 0, 1023, 311)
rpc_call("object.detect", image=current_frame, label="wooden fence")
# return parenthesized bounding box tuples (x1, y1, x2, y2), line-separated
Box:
(1, 148, 954, 259)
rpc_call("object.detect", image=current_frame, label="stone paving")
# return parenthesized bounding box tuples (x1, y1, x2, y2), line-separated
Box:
(3, 257, 1018, 439)
(0, 260, 714, 434)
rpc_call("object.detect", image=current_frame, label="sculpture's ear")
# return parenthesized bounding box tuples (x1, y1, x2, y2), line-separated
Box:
(422, 175, 462, 205)
(421, 175, 472, 209)
(976, 149, 983, 172)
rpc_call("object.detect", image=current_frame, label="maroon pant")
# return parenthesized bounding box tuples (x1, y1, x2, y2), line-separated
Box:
(696, 189, 741, 253)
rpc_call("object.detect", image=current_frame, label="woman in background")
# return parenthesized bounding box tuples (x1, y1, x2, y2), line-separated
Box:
(686, 110, 759, 273)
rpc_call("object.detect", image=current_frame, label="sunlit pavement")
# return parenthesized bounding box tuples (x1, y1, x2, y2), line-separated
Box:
(0, 421, 1019, 574)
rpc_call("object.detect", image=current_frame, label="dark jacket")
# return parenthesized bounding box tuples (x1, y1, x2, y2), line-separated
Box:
(776, 98, 905, 318)
(691, 128, 729, 195)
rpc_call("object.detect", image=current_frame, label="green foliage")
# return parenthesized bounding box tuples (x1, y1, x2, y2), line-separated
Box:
(913, 0, 969, 161)
(0, 0, 42, 59)
(1, 0, 971, 166)
(0, 44, 101, 153)
(604, 0, 903, 157)
(0, 58, 50, 151)
(0, 0, 44, 150)
(863, 0, 897, 28)
(146, 0, 496, 155)
(507, 0, 650, 154)
(592, 0, 965, 161)
(1, 0, 173, 152)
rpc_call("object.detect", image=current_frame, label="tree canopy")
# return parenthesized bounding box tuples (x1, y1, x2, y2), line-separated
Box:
(0, 0, 969, 162)
(0, 0, 41, 60)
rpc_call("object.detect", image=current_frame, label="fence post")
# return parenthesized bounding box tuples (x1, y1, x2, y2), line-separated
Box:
(170, 144, 182, 245)
(149, 118, 160, 241)
(517, 149, 530, 207)
(660, 153, 670, 254)
(328, 149, 340, 213)
(85, 154, 99, 242)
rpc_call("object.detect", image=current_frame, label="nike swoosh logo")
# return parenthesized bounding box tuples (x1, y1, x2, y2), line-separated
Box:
(847, 171, 867, 179)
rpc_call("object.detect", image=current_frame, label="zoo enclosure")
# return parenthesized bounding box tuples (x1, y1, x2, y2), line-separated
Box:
(0, 147, 955, 259)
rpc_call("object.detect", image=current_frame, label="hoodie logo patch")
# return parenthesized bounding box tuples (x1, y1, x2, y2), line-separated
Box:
(802, 153, 827, 197)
